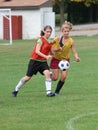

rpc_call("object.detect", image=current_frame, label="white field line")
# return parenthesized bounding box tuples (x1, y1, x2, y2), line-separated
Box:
(66, 111, 98, 130)
(0, 44, 12, 45)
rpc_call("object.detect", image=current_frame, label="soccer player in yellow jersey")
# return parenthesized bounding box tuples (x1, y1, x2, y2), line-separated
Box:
(50, 21, 80, 95)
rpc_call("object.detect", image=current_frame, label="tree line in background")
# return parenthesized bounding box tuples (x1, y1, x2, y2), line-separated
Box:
(53, 0, 98, 25)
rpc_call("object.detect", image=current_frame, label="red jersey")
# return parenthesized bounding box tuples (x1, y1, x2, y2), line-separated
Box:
(30, 36, 52, 61)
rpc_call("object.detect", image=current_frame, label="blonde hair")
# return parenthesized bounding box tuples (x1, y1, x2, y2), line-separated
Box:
(61, 21, 73, 31)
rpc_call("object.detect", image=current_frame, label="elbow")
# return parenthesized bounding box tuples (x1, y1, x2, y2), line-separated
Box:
(35, 50, 39, 55)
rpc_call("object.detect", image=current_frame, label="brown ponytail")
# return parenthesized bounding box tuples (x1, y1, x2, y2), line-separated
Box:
(40, 30, 45, 36)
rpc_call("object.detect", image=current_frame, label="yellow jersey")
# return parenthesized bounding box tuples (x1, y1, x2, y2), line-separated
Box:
(52, 36, 73, 60)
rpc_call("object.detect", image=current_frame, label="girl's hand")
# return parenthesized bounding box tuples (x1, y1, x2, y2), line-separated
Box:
(57, 47, 62, 51)
(53, 47, 62, 52)
(50, 40, 56, 45)
(75, 57, 80, 62)
(46, 55, 52, 60)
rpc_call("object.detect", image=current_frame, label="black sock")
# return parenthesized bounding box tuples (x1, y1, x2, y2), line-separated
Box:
(55, 80, 65, 94)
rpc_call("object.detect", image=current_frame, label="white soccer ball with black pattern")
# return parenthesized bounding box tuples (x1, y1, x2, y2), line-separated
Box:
(58, 60, 70, 70)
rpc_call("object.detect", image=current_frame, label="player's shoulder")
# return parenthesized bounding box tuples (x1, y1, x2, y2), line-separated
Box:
(69, 37, 74, 43)
(54, 36, 60, 41)
(37, 37, 43, 44)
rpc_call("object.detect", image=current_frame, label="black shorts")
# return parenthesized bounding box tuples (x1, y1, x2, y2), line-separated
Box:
(26, 59, 50, 77)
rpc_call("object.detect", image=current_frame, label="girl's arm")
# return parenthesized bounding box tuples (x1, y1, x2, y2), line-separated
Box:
(51, 47, 62, 54)
(36, 43, 52, 60)
(71, 41, 80, 62)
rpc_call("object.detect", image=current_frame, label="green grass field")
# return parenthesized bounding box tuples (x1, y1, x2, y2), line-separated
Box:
(0, 36, 98, 130)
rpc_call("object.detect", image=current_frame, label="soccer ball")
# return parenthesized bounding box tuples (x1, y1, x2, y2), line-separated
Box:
(58, 60, 70, 70)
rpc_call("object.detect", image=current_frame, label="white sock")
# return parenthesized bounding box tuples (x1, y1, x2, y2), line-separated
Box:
(15, 78, 25, 91)
(45, 78, 52, 94)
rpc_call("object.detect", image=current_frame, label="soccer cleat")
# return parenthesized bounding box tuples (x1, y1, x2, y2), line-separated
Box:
(47, 92, 55, 97)
(12, 91, 18, 97)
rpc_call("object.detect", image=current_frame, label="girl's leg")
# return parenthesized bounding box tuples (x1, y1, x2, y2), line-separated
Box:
(12, 76, 31, 97)
(51, 69, 59, 81)
(43, 70, 55, 97)
(55, 70, 68, 95)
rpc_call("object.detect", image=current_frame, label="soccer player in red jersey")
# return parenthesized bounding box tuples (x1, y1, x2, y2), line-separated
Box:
(12, 25, 55, 97)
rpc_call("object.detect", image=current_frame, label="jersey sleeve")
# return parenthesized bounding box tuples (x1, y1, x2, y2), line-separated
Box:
(37, 38, 42, 44)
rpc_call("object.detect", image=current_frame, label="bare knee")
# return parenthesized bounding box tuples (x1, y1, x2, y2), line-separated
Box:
(23, 76, 31, 82)
(51, 69, 59, 81)
(52, 76, 58, 81)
